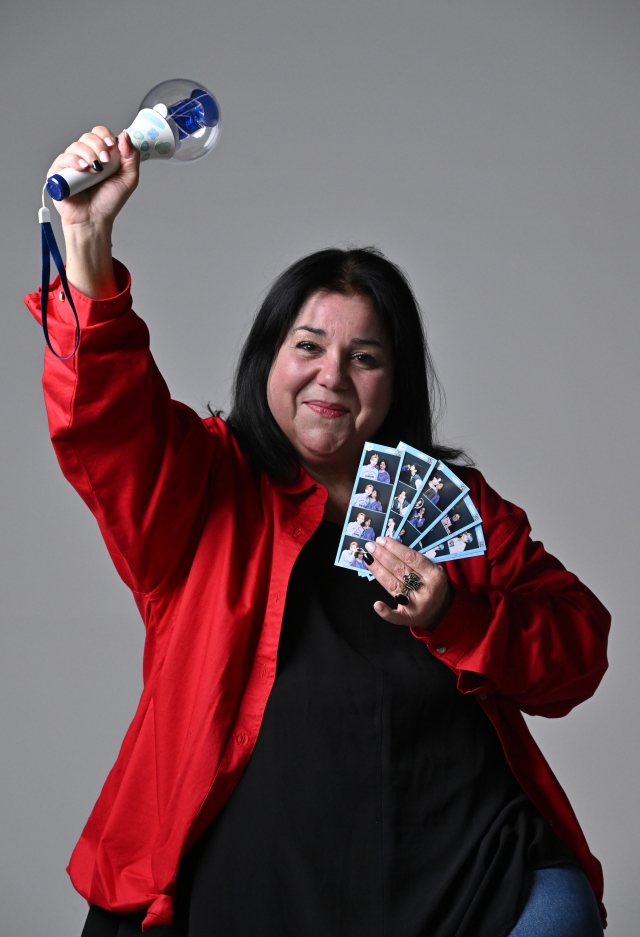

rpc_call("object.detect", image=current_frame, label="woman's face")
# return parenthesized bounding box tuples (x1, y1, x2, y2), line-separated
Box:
(356, 512, 365, 525)
(267, 291, 393, 473)
(379, 461, 387, 472)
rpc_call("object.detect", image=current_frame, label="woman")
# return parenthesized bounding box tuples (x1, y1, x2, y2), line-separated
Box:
(26, 128, 608, 936)
(424, 475, 444, 504)
(351, 547, 368, 569)
(410, 505, 427, 530)
(367, 488, 383, 512)
(376, 459, 391, 485)
(448, 530, 474, 555)
(360, 453, 380, 479)
(346, 511, 367, 537)
(392, 488, 409, 516)
(339, 541, 361, 567)
(360, 517, 376, 541)
(351, 483, 376, 508)
(384, 517, 396, 538)
(402, 463, 423, 489)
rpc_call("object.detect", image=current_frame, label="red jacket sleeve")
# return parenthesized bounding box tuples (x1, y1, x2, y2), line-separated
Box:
(24, 261, 219, 596)
(412, 472, 611, 717)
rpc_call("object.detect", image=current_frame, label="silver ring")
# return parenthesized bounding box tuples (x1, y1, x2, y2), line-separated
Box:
(402, 572, 422, 593)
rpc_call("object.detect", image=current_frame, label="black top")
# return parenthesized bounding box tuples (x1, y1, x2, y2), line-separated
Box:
(83, 521, 575, 937)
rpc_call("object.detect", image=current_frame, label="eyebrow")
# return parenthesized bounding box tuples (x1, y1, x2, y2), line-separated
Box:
(292, 325, 383, 347)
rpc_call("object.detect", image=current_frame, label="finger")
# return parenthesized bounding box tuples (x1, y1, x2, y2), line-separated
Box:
(374, 536, 434, 575)
(366, 540, 415, 585)
(364, 546, 406, 599)
(78, 131, 115, 164)
(47, 151, 92, 176)
(63, 141, 105, 171)
(372, 598, 413, 626)
(91, 125, 118, 148)
(117, 130, 141, 169)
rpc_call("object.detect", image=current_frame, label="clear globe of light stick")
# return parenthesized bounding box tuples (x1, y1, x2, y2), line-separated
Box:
(45, 79, 221, 201)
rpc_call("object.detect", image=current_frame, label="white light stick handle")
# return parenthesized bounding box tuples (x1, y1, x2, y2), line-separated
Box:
(51, 159, 121, 200)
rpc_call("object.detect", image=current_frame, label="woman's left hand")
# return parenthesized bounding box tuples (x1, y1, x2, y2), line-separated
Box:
(365, 537, 452, 630)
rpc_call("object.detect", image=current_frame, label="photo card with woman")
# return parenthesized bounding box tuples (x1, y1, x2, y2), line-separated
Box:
(412, 495, 481, 553)
(336, 507, 387, 571)
(399, 460, 470, 546)
(421, 523, 486, 562)
(335, 442, 401, 574)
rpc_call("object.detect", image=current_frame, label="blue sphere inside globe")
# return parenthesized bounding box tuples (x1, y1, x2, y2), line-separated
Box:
(140, 79, 221, 162)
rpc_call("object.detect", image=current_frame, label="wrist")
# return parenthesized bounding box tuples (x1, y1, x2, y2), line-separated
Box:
(422, 579, 454, 632)
(62, 219, 114, 246)
(63, 222, 117, 300)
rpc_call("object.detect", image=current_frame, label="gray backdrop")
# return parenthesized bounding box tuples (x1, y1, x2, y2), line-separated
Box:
(1, 0, 638, 933)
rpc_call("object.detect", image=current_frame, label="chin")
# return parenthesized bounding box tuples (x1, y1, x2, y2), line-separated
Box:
(297, 430, 349, 462)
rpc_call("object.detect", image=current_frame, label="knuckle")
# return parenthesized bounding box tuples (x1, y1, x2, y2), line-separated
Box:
(393, 563, 405, 577)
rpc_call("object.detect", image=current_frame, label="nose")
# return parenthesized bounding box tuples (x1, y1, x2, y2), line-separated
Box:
(316, 349, 350, 390)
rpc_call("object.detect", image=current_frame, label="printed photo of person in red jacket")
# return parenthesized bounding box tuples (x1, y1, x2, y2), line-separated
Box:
(25, 126, 610, 937)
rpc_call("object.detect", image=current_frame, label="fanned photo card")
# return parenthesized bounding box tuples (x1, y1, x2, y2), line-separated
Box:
(335, 441, 485, 576)
(335, 443, 401, 573)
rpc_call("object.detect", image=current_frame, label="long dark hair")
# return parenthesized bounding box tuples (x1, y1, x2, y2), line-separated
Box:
(224, 247, 470, 480)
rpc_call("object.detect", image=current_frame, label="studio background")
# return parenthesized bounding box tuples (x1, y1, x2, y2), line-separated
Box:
(1, 1, 638, 934)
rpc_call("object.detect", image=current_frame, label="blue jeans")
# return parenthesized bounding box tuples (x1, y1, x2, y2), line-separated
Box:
(507, 865, 604, 937)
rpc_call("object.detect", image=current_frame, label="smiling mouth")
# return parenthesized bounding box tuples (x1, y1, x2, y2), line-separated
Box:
(304, 400, 351, 419)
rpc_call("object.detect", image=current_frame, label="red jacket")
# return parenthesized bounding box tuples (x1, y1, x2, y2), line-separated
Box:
(25, 263, 610, 931)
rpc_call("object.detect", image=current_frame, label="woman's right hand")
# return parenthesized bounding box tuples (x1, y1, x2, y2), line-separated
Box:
(46, 127, 140, 298)
(47, 126, 140, 232)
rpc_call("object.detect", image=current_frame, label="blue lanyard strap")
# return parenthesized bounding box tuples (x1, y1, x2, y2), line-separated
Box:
(39, 205, 80, 359)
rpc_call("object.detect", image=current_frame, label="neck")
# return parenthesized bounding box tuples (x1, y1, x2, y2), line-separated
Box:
(300, 458, 357, 524)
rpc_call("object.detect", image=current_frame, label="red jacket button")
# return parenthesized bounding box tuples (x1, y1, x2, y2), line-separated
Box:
(292, 528, 303, 538)
(435, 645, 447, 654)
(236, 733, 247, 745)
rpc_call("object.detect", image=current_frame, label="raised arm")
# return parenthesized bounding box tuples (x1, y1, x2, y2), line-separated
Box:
(25, 127, 217, 596)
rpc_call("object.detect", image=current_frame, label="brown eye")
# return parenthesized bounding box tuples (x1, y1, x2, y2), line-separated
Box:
(352, 352, 378, 367)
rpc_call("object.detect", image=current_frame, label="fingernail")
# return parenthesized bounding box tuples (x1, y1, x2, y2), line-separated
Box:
(376, 536, 387, 545)
(78, 158, 88, 168)
(363, 553, 374, 565)
(374, 602, 385, 612)
(365, 543, 376, 554)
(104, 137, 115, 147)
(395, 593, 409, 606)
(99, 150, 110, 163)
(92, 160, 104, 172)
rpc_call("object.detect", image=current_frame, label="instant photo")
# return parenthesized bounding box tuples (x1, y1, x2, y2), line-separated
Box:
(405, 461, 470, 546)
(350, 478, 390, 514)
(413, 495, 481, 552)
(422, 523, 486, 562)
(387, 444, 436, 540)
(335, 442, 401, 574)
